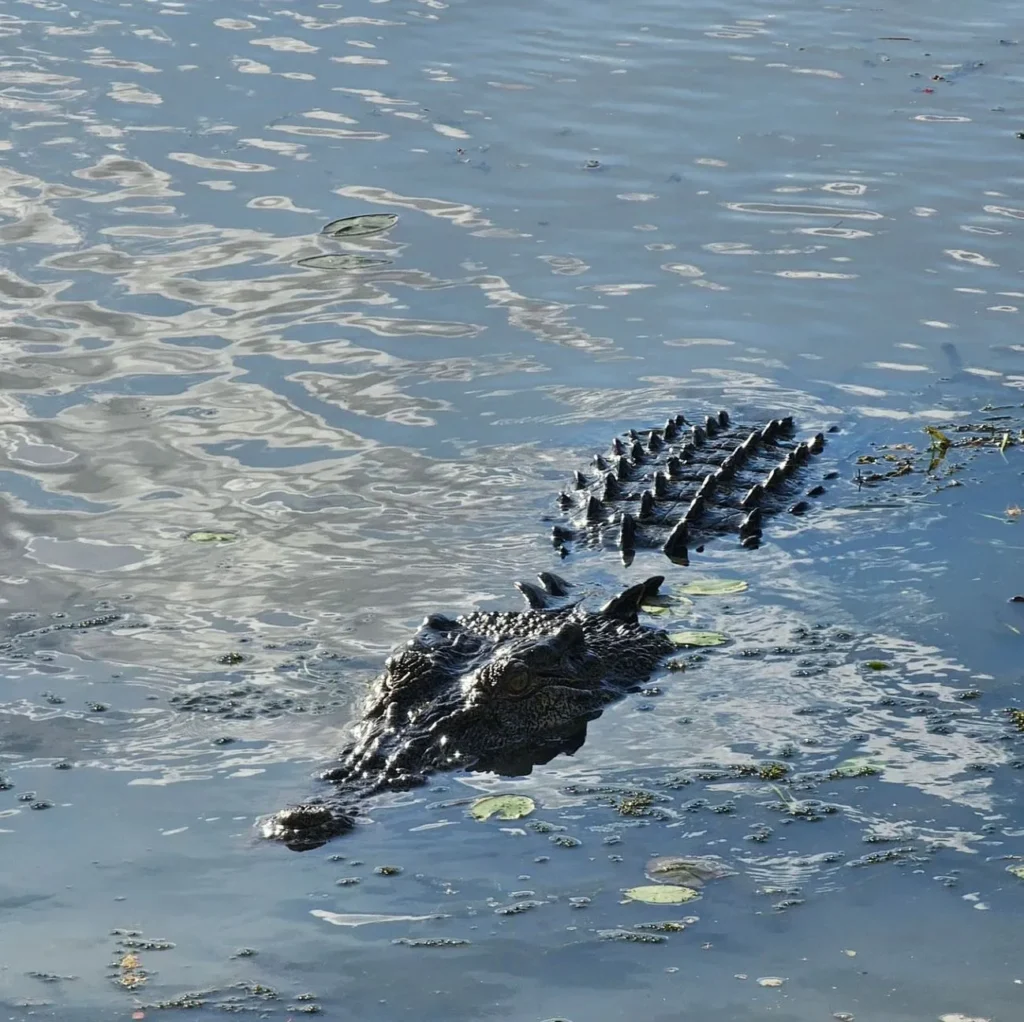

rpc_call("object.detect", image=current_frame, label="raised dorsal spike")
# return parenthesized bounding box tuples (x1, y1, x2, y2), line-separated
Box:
(639, 490, 655, 520)
(593, 453, 609, 471)
(515, 580, 550, 610)
(664, 419, 679, 441)
(663, 519, 689, 558)
(765, 467, 785, 490)
(538, 571, 571, 596)
(792, 441, 810, 463)
(717, 457, 736, 480)
(627, 429, 639, 440)
(572, 470, 587, 489)
(552, 525, 574, 544)
(809, 432, 826, 455)
(781, 452, 799, 475)
(780, 415, 795, 433)
(718, 409, 730, 428)
(586, 495, 603, 521)
(674, 413, 686, 426)
(648, 431, 664, 453)
(557, 492, 573, 509)
(741, 483, 763, 509)
(599, 576, 664, 622)
(686, 495, 705, 520)
(618, 512, 636, 553)
(612, 437, 626, 456)
(741, 431, 760, 454)
(704, 414, 718, 436)
(740, 534, 760, 550)
(653, 471, 670, 499)
(665, 455, 683, 477)
(679, 443, 695, 463)
(616, 456, 631, 481)
(760, 421, 779, 443)
(691, 425, 706, 446)
(602, 473, 621, 501)
(789, 501, 810, 516)
(696, 471, 717, 497)
(630, 440, 645, 462)
(739, 507, 763, 539)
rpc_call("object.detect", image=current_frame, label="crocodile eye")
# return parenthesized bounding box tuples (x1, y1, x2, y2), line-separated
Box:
(502, 662, 533, 697)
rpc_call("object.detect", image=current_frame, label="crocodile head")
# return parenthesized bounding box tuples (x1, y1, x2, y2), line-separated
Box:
(264, 576, 671, 850)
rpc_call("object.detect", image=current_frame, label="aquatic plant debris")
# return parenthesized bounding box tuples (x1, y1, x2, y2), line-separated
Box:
(321, 213, 398, 237)
(757, 977, 786, 988)
(469, 794, 535, 821)
(676, 578, 749, 596)
(939, 1015, 991, 1022)
(829, 757, 884, 779)
(185, 531, 236, 543)
(1005, 864, 1024, 880)
(669, 630, 728, 647)
(622, 884, 701, 905)
(864, 660, 890, 670)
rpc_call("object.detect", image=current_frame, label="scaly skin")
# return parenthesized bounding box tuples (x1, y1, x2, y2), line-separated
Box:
(551, 410, 828, 562)
(262, 575, 674, 851)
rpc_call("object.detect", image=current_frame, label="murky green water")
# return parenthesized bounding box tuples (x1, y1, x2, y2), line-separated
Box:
(2, 0, 1024, 1018)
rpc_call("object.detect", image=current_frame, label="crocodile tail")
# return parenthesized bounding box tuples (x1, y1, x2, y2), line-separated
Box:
(599, 575, 664, 622)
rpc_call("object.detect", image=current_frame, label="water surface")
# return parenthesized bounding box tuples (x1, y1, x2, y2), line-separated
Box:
(2, 0, 1024, 1018)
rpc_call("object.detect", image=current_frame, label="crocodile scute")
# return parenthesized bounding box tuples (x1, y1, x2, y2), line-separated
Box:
(552, 410, 827, 562)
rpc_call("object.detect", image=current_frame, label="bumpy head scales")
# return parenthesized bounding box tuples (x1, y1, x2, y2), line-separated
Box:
(263, 575, 672, 849)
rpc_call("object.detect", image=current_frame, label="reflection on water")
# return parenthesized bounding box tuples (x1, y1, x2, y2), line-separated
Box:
(2, 0, 1024, 1016)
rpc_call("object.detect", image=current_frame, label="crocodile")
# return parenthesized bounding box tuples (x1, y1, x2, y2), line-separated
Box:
(263, 573, 674, 850)
(262, 406, 1021, 849)
(549, 410, 828, 563)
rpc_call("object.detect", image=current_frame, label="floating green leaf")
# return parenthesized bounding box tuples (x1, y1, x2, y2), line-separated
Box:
(622, 884, 701, 905)
(670, 630, 728, 648)
(186, 531, 236, 543)
(297, 254, 391, 270)
(469, 794, 535, 822)
(864, 660, 890, 671)
(676, 579, 748, 596)
(641, 593, 693, 616)
(645, 856, 735, 888)
(321, 213, 398, 238)
(1005, 864, 1024, 880)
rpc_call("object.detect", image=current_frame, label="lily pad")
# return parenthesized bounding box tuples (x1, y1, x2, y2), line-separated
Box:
(297, 254, 391, 270)
(676, 579, 748, 597)
(641, 594, 693, 616)
(186, 531, 236, 543)
(670, 630, 728, 648)
(645, 856, 735, 888)
(469, 794, 535, 822)
(1005, 864, 1024, 880)
(622, 884, 701, 905)
(321, 213, 398, 238)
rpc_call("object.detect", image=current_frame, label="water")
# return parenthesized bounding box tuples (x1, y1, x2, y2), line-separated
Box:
(2, 0, 1024, 1017)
